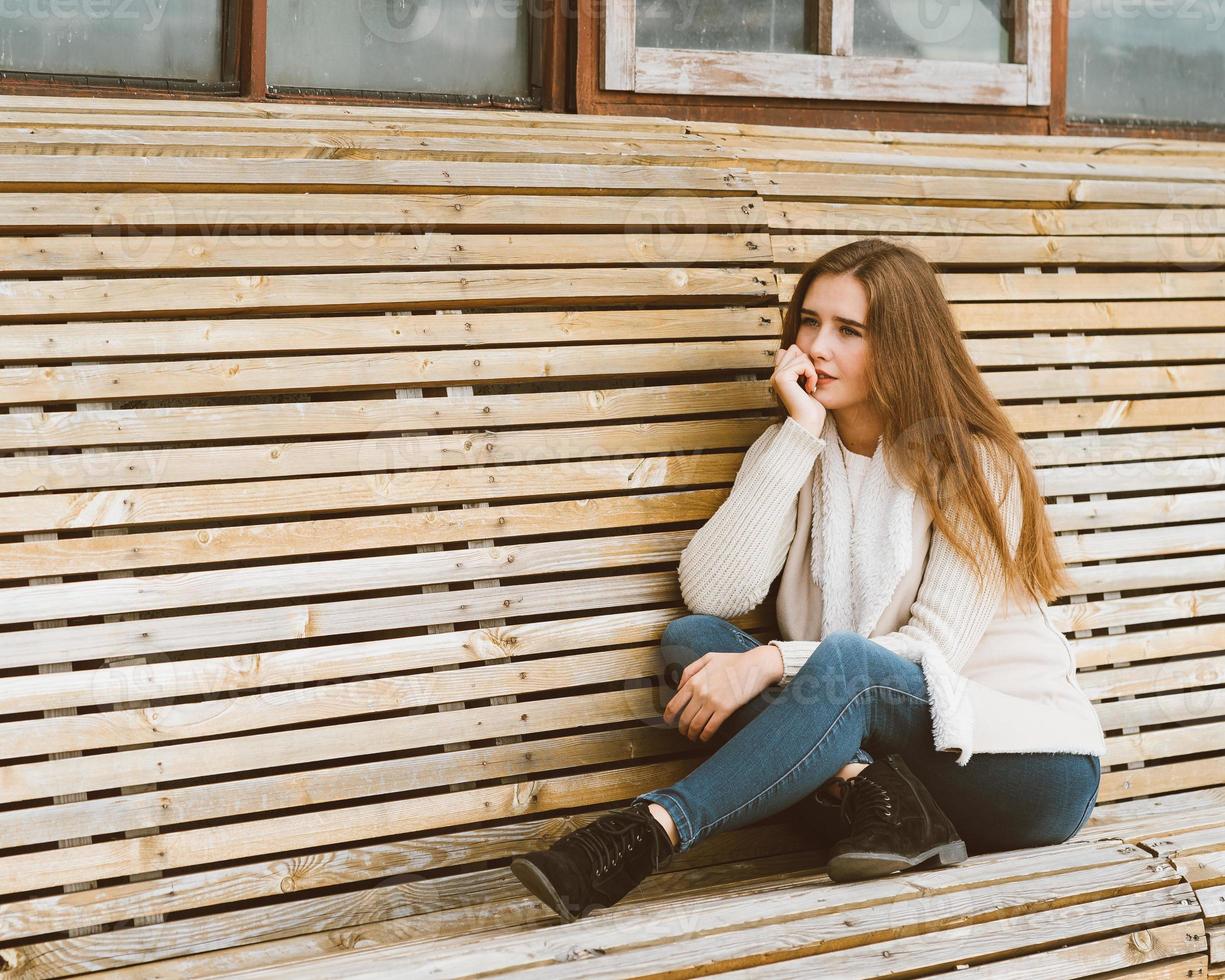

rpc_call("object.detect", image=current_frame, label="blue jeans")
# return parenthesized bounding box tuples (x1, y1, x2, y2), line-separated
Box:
(636, 615, 1101, 857)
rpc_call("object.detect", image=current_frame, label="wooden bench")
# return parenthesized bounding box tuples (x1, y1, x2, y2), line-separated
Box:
(0, 93, 1221, 978)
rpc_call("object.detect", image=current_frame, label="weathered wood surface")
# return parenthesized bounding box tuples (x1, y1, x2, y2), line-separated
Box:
(0, 92, 1220, 978)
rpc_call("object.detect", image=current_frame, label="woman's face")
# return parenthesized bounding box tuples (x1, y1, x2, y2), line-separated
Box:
(795, 272, 871, 411)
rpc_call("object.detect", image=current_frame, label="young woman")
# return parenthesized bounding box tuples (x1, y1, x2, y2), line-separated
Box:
(511, 238, 1106, 924)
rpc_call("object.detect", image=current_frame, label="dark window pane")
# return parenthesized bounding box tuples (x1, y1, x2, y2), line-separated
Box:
(635, 0, 809, 53)
(0, 0, 225, 82)
(854, 0, 1012, 63)
(1067, 0, 1225, 126)
(267, 0, 532, 99)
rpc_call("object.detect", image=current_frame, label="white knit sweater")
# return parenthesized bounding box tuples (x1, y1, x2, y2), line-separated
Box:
(677, 415, 1107, 766)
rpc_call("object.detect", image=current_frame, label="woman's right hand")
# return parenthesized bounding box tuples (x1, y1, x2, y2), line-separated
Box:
(771, 345, 827, 437)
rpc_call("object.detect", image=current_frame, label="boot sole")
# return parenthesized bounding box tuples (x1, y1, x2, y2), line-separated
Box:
(510, 856, 604, 924)
(826, 838, 967, 883)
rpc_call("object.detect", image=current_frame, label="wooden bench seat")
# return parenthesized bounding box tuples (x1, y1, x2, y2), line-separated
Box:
(0, 92, 1221, 978)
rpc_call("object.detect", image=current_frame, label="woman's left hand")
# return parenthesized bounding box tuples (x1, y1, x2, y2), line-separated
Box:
(664, 648, 774, 742)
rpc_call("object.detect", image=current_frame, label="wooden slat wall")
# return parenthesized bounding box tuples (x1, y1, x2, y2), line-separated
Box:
(0, 93, 1220, 977)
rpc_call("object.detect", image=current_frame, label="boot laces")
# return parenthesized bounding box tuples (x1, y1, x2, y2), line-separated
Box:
(567, 807, 660, 879)
(840, 774, 895, 832)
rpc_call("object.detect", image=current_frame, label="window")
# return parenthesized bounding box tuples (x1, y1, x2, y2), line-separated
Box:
(1066, 0, 1225, 127)
(604, 0, 1049, 106)
(266, 0, 539, 103)
(636, 0, 809, 53)
(0, 0, 238, 90)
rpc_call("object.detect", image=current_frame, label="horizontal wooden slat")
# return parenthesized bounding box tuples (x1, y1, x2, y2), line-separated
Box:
(0, 380, 778, 453)
(0, 126, 731, 166)
(5, 349, 1219, 407)
(0, 266, 773, 321)
(0, 570, 684, 670)
(5, 437, 1222, 539)
(0, 603, 759, 717)
(781, 271, 1225, 303)
(6, 519, 1216, 631)
(767, 200, 1225, 236)
(0, 231, 771, 276)
(0, 810, 804, 968)
(295, 868, 1194, 979)
(0, 192, 764, 234)
(1072, 622, 1225, 671)
(1100, 755, 1225, 803)
(777, 233, 1225, 266)
(0, 306, 779, 363)
(0, 154, 757, 193)
(0, 339, 782, 405)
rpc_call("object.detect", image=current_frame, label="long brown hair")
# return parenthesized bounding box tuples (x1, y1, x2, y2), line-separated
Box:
(778, 237, 1074, 606)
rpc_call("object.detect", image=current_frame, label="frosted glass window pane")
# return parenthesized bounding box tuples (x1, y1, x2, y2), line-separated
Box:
(854, 0, 1011, 62)
(1067, 0, 1225, 126)
(635, 0, 809, 53)
(267, 0, 531, 98)
(0, 0, 224, 81)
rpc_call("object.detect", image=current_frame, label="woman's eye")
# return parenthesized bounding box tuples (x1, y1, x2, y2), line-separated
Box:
(801, 318, 857, 337)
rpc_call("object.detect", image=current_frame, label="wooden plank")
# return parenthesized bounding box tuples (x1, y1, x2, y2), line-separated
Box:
(0, 192, 765, 234)
(1080, 652, 1225, 702)
(775, 233, 1225, 266)
(1100, 757, 1225, 802)
(0, 231, 771, 276)
(31, 842, 1156, 980)
(290, 869, 1193, 978)
(0, 266, 773, 321)
(0, 379, 779, 453)
(0, 155, 756, 193)
(634, 46, 1030, 105)
(0, 339, 784, 405)
(767, 200, 1225, 236)
(0, 794, 810, 966)
(601, 0, 635, 91)
(0, 603, 753, 717)
(927, 924, 1205, 978)
(4, 520, 1221, 632)
(778, 271, 1225, 303)
(0, 128, 730, 167)
(0, 570, 686, 670)
(0, 306, 779, 363)
(4, 435, 1221, 540)
(4, 348, 1219, 407)
(1073, 622, 1225, 671)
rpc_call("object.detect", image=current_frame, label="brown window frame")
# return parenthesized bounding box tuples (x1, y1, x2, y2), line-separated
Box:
(0, 0, 573, 113)
(0, 0, 245, 95)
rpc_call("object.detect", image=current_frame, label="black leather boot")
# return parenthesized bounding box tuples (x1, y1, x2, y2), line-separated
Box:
(510, 799, 676, 923)
(825, 753, 967, 883)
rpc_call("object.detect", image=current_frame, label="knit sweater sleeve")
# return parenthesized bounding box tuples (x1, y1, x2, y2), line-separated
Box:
(869, 439, 1024, 676)
(677, 415, 825, 620)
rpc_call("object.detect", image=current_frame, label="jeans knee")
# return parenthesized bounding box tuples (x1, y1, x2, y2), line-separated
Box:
(661, 614, 709, 652)
(805, 630, 872, 678)
(660, 615, 714, 678)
